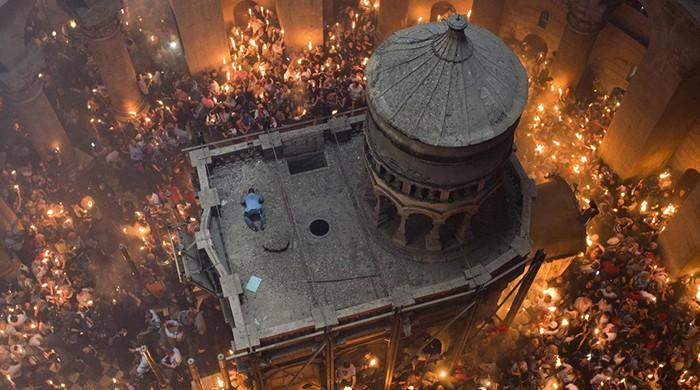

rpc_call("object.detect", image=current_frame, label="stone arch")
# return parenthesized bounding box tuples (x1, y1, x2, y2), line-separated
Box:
(233, 0, 259, 28)
(522, 33, 548, 60)
(441, 212, 470, 247)
(430, 1, 456, 22)
(375, 192, 399, 226)
(405, 212, 434, 246)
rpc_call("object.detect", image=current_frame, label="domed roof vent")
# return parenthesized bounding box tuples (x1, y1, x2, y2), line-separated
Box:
(366, 14, 528, 148)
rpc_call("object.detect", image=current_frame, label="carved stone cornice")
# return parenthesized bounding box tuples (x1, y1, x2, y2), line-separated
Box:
(0, 44, 45, 105)
(567, 0, 621, 35)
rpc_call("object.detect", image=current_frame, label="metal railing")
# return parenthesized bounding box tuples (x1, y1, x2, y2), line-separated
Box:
(182, 107, 368, 153)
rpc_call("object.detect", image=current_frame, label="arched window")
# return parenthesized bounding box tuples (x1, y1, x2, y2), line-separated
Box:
(538, 10, 550, 28)
(233, 0, 259, 28)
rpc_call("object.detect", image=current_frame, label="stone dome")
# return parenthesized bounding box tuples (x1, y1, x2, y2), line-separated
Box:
(366, 13, 528, 148)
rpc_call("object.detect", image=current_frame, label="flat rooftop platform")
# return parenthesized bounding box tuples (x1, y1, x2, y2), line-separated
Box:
(200, 133, 531, 346)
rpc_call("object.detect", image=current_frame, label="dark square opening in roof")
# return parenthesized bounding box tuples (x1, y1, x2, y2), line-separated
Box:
(287, 152, 328, 175)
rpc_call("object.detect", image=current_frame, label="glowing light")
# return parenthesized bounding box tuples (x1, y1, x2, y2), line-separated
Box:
(369, 358, 378, 367)
(169, 41, 178, 49)
(308, 40, 313, 50)
(69, 20, 77, 29)
(467, 9, 472, 20)
(217, 377, 225, 388)
(561, 318, 569, 327)
(662, 204, 676, 216)
(640, 200, 648, 213)
(439, 370, 447, 379)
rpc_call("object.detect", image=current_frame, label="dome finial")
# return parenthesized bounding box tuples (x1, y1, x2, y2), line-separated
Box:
(447, 13, 468, 31)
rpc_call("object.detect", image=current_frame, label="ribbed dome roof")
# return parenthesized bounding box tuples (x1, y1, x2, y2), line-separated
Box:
(366, 14, 528, 148)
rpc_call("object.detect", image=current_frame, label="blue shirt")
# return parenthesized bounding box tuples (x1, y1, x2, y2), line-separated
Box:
(129, 144, 143, 161)
(242, 193, 263, 212)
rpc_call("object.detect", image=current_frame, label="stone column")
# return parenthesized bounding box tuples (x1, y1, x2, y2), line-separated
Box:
(659, 183, 700, 277)
(393, 213, 408, 246)
(70, 0, 147, 120)
(0, 46, 77, 168)
(425, 220, 442, 251)
(455, 214, 472, 244)
(369, 194, 384, 226)
(549, 0, 620, 93)
(169, 0, 230, 75)
(376, 0, 409, 43)
(275, 0, 325, 52)
(470, 0, 505, 35)
(600, 1, 700, 179)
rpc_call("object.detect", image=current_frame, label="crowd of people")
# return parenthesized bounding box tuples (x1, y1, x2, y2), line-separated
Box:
(2, 0, 698, 389)
(1, 0, 376, 388)
(439, 41, 698, 389)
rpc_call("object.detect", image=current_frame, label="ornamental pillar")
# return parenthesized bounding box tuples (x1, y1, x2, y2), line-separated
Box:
(393, 213, 409, 246)
(169, 0, 230, 74)
(369, 194, 384, 226)
(0, 46, 77, 168)
(66, 0, 147, 120)
(470, 0, 505, 35)
(600, 0, 700, 179)
(376, 0, 409, 43)
(425, 220, 442, 251)
(455, 214, 472, 244)
(549, 0, 620, 93)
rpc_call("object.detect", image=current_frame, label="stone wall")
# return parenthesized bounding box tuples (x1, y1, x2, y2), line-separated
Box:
(275, 0, 325, 52)
(500, 0, 567, 51)
(587, 23, 646, 93)
(659, 184, 700, 277)
(671, 119, 700, 174)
